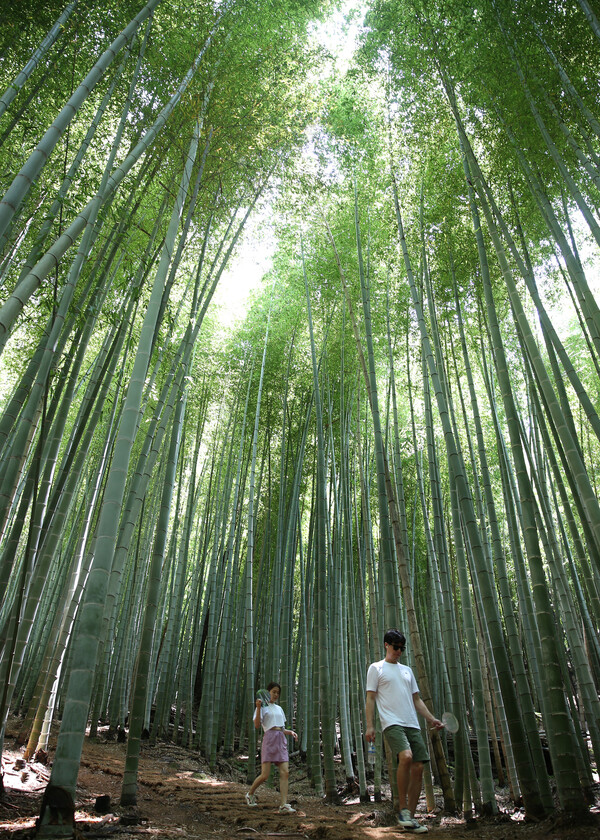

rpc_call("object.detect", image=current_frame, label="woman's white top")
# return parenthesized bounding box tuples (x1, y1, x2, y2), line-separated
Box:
(260, 703, 286, 732)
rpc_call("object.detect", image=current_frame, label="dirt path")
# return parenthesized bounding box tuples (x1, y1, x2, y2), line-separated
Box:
(1, 732, 599, 840)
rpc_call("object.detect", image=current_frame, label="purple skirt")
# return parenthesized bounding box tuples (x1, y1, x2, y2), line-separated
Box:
(261, 729, 289, 763)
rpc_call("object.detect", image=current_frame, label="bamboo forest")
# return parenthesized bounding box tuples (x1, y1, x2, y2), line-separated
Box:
(0, 0, 600, 837)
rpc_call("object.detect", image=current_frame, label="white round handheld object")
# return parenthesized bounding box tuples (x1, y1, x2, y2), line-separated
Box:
(441, 711, 459, 733)
(256, 688, 271, 706)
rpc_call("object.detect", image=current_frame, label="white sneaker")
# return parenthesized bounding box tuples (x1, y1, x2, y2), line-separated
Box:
(397, 809, 427, 833)
(397, 809, 415, 827)
(279, 803, 296, 813)
(245, 792, 257, 807)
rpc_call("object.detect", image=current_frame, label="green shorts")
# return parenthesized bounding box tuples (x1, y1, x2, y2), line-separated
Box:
(384, 725, 430, 764)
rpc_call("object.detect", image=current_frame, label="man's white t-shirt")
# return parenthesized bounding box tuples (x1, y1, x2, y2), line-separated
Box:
(366, 659, 420, 730)
(260, 703, 286, 732)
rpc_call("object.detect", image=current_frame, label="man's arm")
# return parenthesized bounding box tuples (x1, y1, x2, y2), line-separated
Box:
(365, 690, 377, 741)
(413, 693, 443, 729)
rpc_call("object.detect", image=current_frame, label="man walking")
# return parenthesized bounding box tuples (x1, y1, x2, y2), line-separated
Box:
(366, 629, 443, 834)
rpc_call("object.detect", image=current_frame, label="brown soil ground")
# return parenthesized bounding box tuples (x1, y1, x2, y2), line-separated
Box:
(1, 722, 599, 840)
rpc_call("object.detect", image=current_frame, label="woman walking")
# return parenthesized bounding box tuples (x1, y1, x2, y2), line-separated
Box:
(246, 682, 298, 813)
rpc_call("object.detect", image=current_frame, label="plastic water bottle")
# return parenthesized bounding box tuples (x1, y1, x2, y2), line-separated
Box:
(367, 741, 376, 764)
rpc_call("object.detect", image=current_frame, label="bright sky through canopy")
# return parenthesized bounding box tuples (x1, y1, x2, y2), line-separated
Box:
(213, 2, 366, 327)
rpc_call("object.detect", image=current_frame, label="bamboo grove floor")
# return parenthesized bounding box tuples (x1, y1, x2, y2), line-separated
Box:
(0, 722, 599, 840)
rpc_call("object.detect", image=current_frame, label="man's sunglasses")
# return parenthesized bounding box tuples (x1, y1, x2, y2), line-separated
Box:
(390, 644, 405, 651)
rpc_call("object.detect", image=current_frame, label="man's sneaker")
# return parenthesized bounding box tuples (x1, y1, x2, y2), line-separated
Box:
(245, 792, 257, 807)
(279, 803, 296, 813)
(397, 810, 427, 833)
(397, 809, 416, 828)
